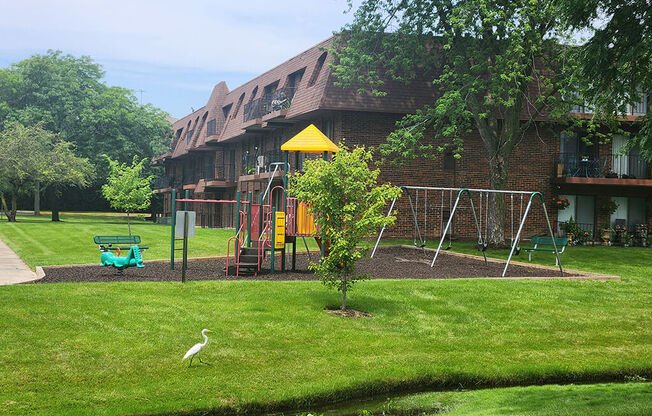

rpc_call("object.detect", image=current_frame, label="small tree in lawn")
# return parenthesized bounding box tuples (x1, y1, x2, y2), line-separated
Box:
(102, 156, 154, 237)
(289, 145, 401, 310)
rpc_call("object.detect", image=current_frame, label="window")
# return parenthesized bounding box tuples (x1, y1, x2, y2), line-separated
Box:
(232, 93, 245, 118)
(322, 119, 333, 139)
(222, 104, 232, 120)
(444, 151, 456, 170)
(286, 67, 306, 92)
(611, 197, 646, 228)
(249, 86, 258, 101)
(186, 120, 192, 143)
(557, 194, 595, 235)
(308, 52, 327, 87)
(207, 119, 217, 136)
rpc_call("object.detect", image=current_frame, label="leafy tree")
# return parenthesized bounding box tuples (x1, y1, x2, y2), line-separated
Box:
(289, 146, 401, 310)
(0, 123, 93, 222)
(101, 156, 154, 237)
(0, 51, 172, 217)
(559, 0, 651, 159)
(332, 0, 580, 246)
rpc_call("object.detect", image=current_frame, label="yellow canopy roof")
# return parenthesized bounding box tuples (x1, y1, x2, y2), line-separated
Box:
(281, 124, 339, 153)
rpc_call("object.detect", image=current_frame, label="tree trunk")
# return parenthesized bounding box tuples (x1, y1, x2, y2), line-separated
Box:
(486, 151, 509, 247)
(50, 186, 60, 222)
(0, 192, 16, 222)
(34, 181, 40, 216)
(341, 274, 347, 310)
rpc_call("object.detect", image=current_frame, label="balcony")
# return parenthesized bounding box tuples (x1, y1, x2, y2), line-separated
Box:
(243, 87, 297, 122)
(554, 153, 652, 188)
(556, 153, 649, 179)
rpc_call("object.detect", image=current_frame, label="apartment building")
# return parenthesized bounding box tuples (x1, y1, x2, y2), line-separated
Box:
(153, 36, 651, 240)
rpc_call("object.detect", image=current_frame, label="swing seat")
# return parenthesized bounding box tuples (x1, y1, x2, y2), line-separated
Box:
(476, 243, 487, 252)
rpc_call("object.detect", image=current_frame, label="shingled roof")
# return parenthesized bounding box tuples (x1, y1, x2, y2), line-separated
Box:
(162, 36, 439, 160)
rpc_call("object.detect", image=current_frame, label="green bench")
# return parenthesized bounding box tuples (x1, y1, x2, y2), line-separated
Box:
(523, 236, 568, 265)
(93, 235, 149, 252)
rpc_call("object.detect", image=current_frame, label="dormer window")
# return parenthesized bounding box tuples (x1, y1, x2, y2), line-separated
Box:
(308, 52, 327, 87)
(222, 104, 232, 120)
(207, 119, 216, 136)
(232, 93, 245, 118)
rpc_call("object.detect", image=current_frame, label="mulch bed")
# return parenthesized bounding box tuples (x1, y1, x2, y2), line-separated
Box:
(36, 246, 576, 284)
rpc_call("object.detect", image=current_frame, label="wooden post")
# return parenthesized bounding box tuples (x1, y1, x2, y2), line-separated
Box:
(182, 211, 188, 283)
(170, 189, 176, 270)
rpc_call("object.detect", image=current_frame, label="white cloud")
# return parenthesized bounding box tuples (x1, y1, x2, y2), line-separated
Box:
(0, 0, 354, 73)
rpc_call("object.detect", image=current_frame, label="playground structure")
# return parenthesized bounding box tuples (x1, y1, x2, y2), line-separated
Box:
(94, 235, 146, 273)
(169, 124, 338, 276)
(372, 186, 564, 277)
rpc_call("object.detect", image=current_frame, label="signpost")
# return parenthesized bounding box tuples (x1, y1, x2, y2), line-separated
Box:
(175, 210, 196, 283)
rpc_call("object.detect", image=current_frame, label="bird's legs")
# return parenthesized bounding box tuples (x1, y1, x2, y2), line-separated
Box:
(188, 355, 194, 368)
(198, 353, 212, 366)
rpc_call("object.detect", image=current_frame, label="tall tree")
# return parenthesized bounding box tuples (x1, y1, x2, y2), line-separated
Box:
(332, 0, 578, 245)
(0, 51, 172, 217)
(0, 123, 93, 222)
(559, 0, 651, 158)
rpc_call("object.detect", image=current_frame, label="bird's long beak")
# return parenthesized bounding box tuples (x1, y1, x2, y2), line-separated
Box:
(205, 329, 212, 333)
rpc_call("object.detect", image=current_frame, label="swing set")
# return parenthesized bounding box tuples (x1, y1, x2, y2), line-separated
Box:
(372, 186, 564, 277)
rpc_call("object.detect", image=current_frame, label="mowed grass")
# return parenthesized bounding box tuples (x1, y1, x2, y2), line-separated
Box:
(0, 219, 651, 415)
(0, 214, 321, 268)
(349, 382, 651, 415)
(1, 247, 651, 415)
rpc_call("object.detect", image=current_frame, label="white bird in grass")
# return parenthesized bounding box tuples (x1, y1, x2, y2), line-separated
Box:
(183, 329, 212, 367)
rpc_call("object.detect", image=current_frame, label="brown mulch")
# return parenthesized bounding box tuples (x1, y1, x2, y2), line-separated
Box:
(325, 309, 373, 318)
(35, 246, 575, 284)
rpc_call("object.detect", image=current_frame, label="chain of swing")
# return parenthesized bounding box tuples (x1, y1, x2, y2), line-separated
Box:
(408, 189, 524, 254)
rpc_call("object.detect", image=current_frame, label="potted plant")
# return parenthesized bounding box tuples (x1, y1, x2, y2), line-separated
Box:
(601, 198, 619, 215)
(553, 196, 570, 210)
(561, 216, 577, 244)
(601, 223, 614, 246)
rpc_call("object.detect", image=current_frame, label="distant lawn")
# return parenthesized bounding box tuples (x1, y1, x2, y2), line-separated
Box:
(0, 214, 320, 268)
(350, 382, 651, 415)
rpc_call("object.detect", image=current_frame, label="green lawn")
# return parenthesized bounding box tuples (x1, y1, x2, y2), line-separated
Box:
(0, 214, 321, 268)
(0, 218, 650, 415)
(345, 382, 651, 415)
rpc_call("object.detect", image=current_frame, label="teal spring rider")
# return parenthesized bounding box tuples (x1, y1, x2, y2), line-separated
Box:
(94, 236, 147, 275)
(101, 246, 144, 270)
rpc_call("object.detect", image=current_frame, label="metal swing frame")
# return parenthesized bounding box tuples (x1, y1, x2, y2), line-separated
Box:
(371, 186, 564, 277)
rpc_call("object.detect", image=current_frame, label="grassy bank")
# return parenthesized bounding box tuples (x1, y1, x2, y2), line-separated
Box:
(1, 271, 650, 415)
(338, 382, 651, 415)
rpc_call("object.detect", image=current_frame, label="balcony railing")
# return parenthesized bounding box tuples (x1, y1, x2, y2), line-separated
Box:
(243, 87, 297, 122)
(555, 153, 649, 179)
(556, 221, 596, 240)
(202, 165, 215, 181)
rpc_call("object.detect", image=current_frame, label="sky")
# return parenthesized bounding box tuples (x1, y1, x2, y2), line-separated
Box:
(0, 0, 357, 118)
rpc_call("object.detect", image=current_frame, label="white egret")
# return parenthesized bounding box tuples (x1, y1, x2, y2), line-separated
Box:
(183, 329, 212, 367)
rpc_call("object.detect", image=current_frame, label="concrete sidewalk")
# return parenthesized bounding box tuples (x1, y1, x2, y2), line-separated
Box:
(0, 239, 38, 285)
